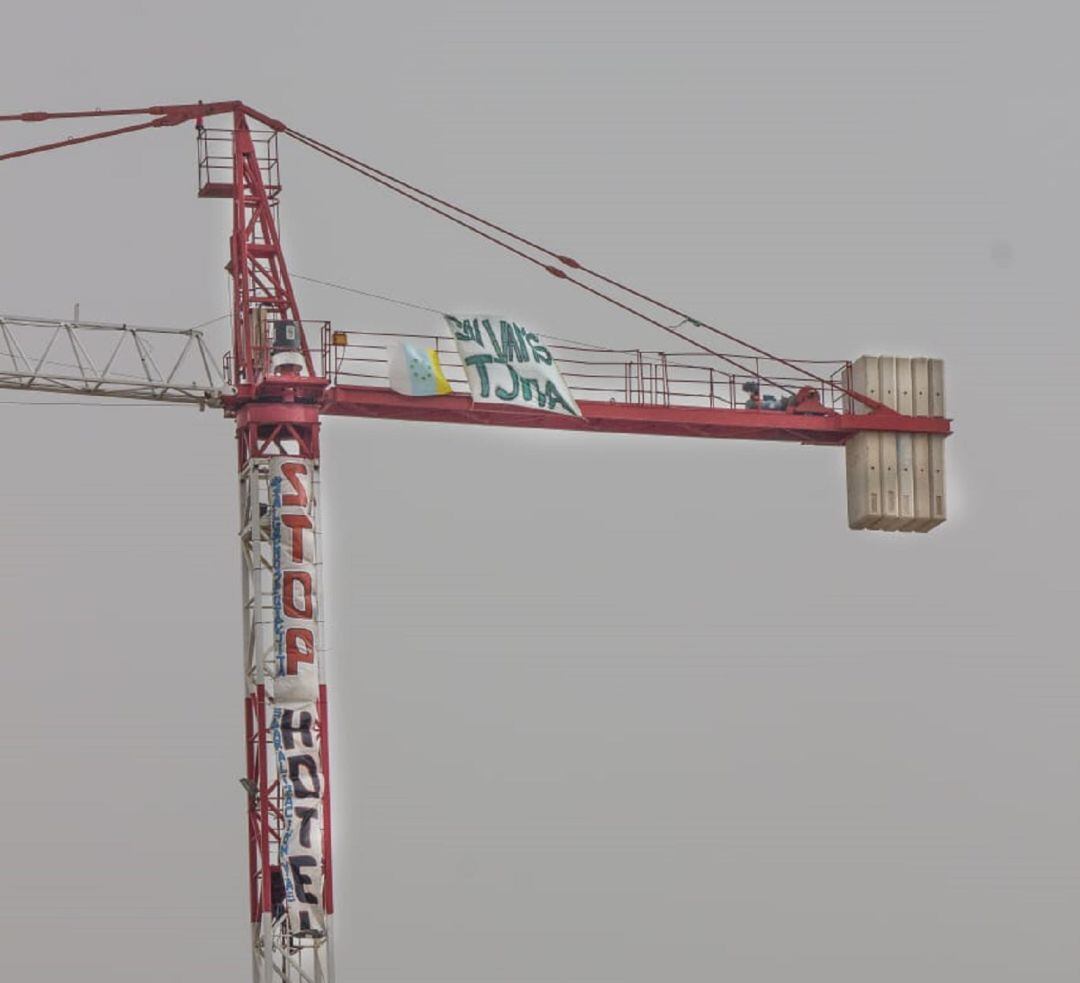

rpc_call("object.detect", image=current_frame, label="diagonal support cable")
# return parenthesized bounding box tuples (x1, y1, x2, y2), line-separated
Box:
(282, 125, 892, 411)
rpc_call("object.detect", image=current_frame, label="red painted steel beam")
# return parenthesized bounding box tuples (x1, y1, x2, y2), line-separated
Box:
(0, 101, 242, 124)
(0, 101, 287, 132)
(320, 385, 951, 444)
(0, 102, 269, 166)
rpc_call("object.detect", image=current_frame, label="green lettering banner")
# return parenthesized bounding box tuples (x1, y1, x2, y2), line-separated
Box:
(446, 315, 583, 418)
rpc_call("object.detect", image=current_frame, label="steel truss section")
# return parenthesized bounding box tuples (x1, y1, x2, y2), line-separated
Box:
(0, 313, 222, 403)
(239, 451, 334, 983)
(225, 111, 311, 386)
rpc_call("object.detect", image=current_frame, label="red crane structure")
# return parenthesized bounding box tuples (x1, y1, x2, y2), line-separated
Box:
(0, 101, 952, 983)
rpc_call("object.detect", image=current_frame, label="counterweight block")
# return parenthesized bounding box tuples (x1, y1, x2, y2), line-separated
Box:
(845, 355, 947, 532)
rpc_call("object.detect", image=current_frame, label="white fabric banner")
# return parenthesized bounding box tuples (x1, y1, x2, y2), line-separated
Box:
(270, 457, 326, 936)
(446, 315, 582, 418)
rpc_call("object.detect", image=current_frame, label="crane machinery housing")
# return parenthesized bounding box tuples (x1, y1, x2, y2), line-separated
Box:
(0, 100, 952, 983)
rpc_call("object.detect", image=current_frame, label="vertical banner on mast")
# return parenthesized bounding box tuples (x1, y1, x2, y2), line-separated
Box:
(269, 457, 326, 935)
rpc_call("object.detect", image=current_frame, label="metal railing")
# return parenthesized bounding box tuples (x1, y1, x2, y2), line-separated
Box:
(197, 125, 281, 200)
(321, 327, 852, 413)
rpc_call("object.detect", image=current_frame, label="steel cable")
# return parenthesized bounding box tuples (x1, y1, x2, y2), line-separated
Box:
(284, 127, 802, 395)
(281, 125, 884, 408)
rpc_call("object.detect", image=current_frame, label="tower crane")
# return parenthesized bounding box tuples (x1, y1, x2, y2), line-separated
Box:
(0, 101, 952, 983)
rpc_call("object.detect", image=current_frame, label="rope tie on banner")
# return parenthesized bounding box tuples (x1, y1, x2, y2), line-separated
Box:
(294, 273, 715, 352)
(292, 274, 447, 317)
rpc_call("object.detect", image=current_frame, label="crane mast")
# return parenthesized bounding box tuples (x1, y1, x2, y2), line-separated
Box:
(205, 109, 335, 982)
(0, 101, 337, 981)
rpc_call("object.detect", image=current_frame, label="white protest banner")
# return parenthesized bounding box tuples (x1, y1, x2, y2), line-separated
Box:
(269, 457, 326, 936)
(271, 459, 319, 707)
(446, 315, 582, 418)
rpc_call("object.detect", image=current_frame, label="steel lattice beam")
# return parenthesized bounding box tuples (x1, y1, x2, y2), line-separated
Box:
(0, 314, 222, 404)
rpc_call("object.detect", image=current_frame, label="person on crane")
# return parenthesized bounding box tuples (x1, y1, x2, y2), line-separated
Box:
(742, 379, 789, 411)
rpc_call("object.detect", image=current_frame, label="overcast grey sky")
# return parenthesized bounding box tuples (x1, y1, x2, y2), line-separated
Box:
(2, 1, 1078, 980)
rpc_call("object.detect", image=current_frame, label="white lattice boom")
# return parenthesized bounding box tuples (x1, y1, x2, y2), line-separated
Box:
(0, 314, 222, 404)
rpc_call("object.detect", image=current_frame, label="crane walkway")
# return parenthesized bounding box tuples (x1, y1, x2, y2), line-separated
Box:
(319, 328, 948, 444)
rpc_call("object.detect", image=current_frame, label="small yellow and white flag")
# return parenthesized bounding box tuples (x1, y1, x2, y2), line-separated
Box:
(387, 342, 452, 397)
